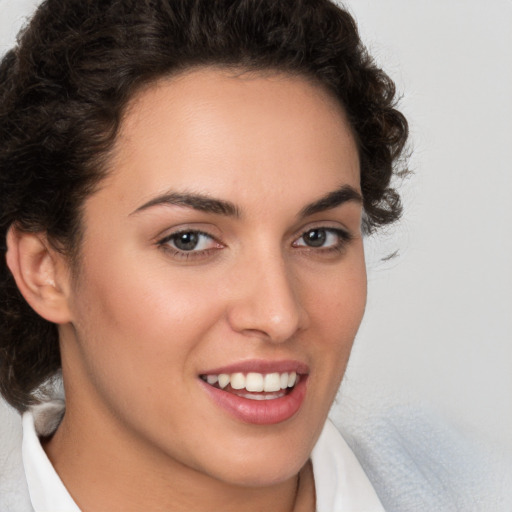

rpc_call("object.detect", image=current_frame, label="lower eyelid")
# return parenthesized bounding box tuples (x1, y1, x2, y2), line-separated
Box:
(164, 247, 219, 261)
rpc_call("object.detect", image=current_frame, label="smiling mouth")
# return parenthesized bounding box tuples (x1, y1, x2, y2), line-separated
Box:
(200, 371, 299, 401)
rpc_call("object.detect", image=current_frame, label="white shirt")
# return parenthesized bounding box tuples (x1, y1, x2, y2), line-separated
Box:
(22, 402, 384, 512)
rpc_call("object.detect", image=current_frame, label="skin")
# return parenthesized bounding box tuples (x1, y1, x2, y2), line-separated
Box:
(32, 68, 366, 511)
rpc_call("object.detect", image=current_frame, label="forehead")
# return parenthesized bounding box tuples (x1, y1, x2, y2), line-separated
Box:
(98, 68, 360, 215)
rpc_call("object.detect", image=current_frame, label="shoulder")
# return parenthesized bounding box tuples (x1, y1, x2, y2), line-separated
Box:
(0, 399, 33, 512)
(332, 398, 512, 512)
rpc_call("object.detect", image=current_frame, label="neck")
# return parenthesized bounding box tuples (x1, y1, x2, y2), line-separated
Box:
(43, 401, 314, 512)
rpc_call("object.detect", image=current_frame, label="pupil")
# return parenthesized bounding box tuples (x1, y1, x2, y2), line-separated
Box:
(304, 229, 326, 247)
(174, 232, 199, 251)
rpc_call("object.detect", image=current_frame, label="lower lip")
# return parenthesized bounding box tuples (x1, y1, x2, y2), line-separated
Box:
(200, 377, 308, 425)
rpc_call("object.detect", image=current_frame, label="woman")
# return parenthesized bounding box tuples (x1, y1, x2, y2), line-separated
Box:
(0, 1, 407, 510)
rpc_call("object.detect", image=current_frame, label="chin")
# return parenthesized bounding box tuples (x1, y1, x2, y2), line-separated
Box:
(194, 429, 313, 488)
(216, 459, 305, 488)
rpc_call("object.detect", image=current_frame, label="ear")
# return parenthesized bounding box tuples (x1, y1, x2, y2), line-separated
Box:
(5, 226, 72, 324)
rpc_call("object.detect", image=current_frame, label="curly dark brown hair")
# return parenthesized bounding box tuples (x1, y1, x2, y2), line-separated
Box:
(0, 0, 408, 411)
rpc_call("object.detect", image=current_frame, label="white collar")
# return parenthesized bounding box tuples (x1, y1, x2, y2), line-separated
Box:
(22, 402, 79, 512)
(22, 401, 383, 512)
(311, 419, 384, 511)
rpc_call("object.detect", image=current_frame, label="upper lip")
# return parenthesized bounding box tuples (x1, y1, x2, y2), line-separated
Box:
(199, 359, 309, 376)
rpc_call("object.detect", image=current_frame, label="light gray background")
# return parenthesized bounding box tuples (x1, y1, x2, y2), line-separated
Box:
(1, 0, 511, 453)
(340, 0, 512, 453)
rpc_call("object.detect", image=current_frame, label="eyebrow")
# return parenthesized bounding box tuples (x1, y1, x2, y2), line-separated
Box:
(131, 191, 241, 217)
(130, 184, 362, 218)
(298, 185, 362, 218)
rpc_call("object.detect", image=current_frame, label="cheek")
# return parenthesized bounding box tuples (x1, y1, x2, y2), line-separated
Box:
(304, 250, 367, 381)
(69, 251, 225, 396)
(307, 250, 367, 338)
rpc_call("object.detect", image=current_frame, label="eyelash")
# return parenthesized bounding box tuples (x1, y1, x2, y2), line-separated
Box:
(292, 227, 353, 254)
(157, 227, 353, 260)
(157, 230, 222, 261)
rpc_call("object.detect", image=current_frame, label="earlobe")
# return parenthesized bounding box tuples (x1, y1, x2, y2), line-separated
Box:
(5, 226, 72, 324)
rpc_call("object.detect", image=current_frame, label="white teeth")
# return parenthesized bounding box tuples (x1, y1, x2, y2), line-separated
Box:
(230, 372, 246, 390)
(263, 373, 281, 392)
(206, 375, 218, 385)
(218, 374, 230, 389)
(204, 370, 301, 394)
(246, 373, 264, 392)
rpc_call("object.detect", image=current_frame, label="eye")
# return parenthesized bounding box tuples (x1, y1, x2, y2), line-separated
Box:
(158, 230, 221, 256)
(293, 227, 352, 250)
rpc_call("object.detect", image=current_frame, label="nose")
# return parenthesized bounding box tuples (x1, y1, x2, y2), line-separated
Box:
(226, 250, 309, 343)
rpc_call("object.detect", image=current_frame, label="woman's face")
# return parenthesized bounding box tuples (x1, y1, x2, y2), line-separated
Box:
(59, 68, 366, 486)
